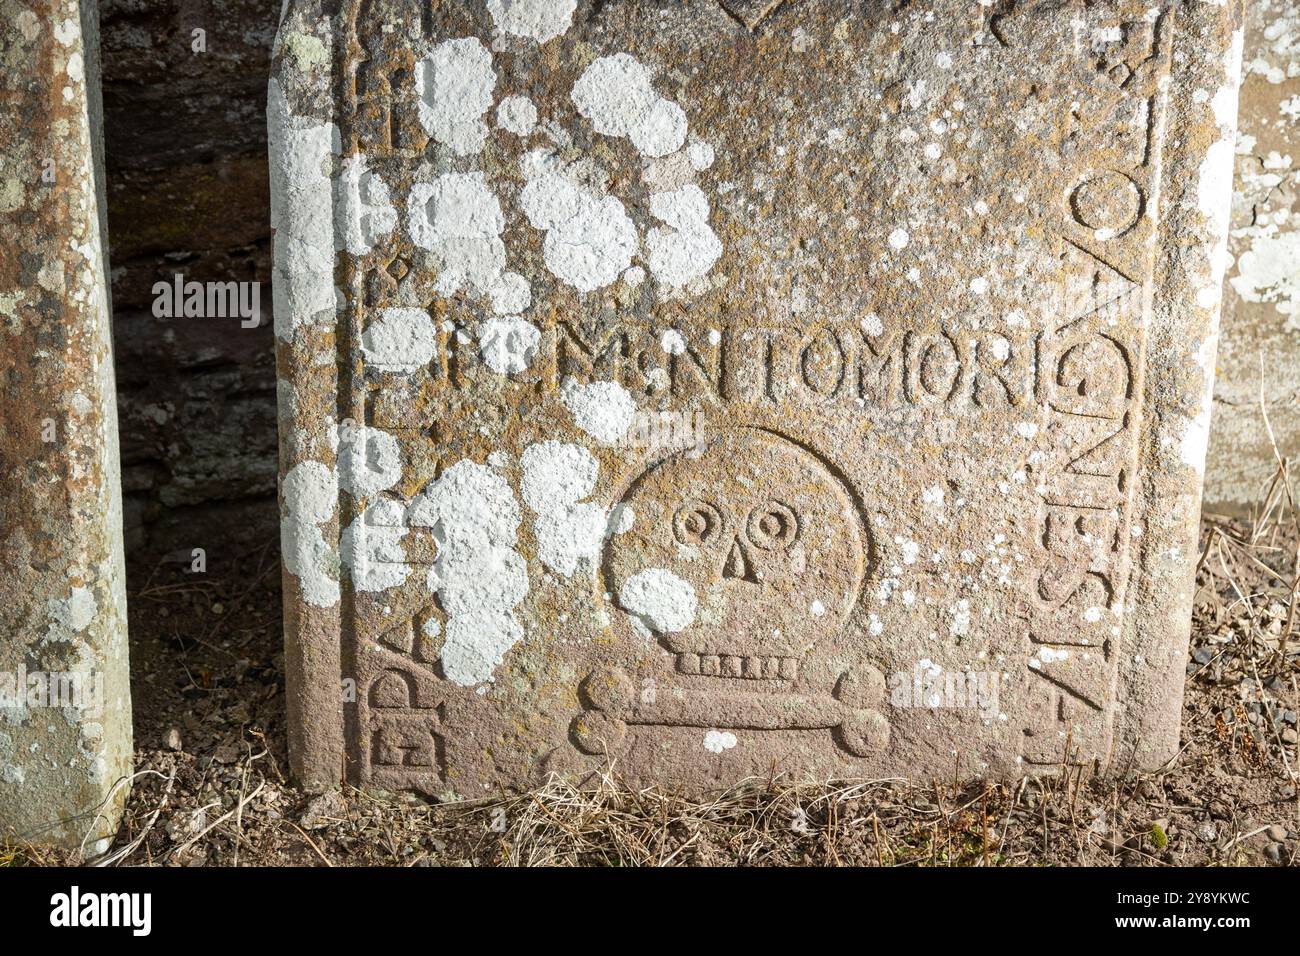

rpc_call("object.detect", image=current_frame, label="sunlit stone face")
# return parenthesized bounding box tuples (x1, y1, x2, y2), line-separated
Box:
(607, 429, 867, 678)
(271, 0, 1241, 794)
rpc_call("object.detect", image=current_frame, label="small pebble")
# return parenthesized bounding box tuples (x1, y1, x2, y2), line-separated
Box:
(300, 790, 347, 830)
(1266, 824, 1287, 842)
(162, 727, 183, 751)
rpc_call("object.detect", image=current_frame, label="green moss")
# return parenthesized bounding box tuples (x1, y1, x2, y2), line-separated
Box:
(1150, 824, 1168, 851)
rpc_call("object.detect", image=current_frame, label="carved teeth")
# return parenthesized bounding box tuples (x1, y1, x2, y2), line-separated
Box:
(677, 653, 798, 680)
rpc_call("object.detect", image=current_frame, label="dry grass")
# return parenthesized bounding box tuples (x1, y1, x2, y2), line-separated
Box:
(433, 768, 1120, 867)
(50, 737, 1292, 867)
(4, 721, 1295, 867)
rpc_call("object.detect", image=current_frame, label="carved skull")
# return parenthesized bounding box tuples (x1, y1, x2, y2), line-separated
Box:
(605, 429, 868, 679)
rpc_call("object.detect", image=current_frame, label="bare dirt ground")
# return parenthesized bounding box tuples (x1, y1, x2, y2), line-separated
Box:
(5, 502, 1298, 867)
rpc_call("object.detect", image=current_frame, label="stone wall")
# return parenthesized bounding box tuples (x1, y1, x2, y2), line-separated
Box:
(101, 0, 280, 558)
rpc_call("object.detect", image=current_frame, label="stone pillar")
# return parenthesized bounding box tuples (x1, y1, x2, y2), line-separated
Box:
(0, 0, 132, 851)
(1205, 1, 1300, 514)
(271, 0, 1242, 793)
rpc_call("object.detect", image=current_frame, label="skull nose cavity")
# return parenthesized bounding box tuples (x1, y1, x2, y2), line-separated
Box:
(722, 535, 759, 584)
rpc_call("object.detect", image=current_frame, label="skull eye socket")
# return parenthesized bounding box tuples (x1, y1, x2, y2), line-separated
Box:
(673, 500, 725, 546)
(746, 501, 800, 551)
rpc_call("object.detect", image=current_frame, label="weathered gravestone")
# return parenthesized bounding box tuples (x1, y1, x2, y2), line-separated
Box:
(1204, 1, 1300, 513)
(271, 0, 1243, 795)
(0, 0, 132, 848)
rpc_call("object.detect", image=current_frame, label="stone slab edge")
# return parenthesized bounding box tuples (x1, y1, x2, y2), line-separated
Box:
(267, 0, 1246, 789)
(0, 0, 132, 850)
(1116, 0, 1244, 771)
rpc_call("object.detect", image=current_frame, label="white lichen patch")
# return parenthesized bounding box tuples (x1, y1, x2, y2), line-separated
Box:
(560, 378, 636, 444)
(52, 15, 78, 46)
(660, 329, 687, 355)
(687, 141, 715, 171)
(521, 441, 598, 511)
(281, 460, 340, 608)
(534, 502, 609, 577)
(1036, 646, 1069, 665)
(518, 441, 608, 577)
(895, 536, 921, 565)
(336, 155, 397, 255)
(441, 610, 525, 687)
(703, 730, 737, 754)
(409, 172, 507, 298)
(45, 586, 98, 640)
(408, 461, 528, 686)
(361, 307, 438, 372)
(486, 0, 577, 43)
(417, 38, 496, 156)
(610, 503, 635, 535)
(1179, 332, 1218, 472)
(340, 498, 409, 592)
(490, 272, 532, 315)
(949, 599, 971, 637)
(520, 151, 638, 292)
(645, 185, 723, 288)
(479, 316, 541, 374)
(336, 420, 402, 501)
(497, 94, 539, 136)
(1198, 137, 1236, 240)
(268, 79, 338, 342)
(1231, 230, 1300, 323)
(572, 53, 687, 158)
(619, 568, 697, 633)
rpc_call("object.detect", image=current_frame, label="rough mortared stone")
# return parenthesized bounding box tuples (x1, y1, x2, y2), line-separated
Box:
(271, 0, 1243, 795)
(1204, 1, 1299, 513)
(100, 0, 283, 555)
(0, 0, 132, 847)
